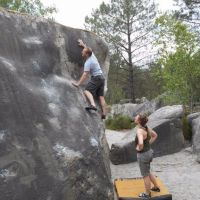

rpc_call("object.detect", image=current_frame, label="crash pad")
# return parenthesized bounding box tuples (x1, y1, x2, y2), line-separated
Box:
(114, 177, 172, 200)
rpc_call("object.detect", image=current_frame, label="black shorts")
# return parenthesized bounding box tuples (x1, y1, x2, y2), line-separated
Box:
(85, 75, 105, 97)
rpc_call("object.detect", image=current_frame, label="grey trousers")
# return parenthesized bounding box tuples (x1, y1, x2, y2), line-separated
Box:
(137, 149, 153, 177)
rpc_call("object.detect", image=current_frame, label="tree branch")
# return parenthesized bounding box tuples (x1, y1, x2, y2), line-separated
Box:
(130, 30, 152, 45)
(132, 53, 158, 64)
(118, 42, 129, 51)
(131, 38, 157, 54)
(120, 53, 130, 65)
(181, 19, 200, 24)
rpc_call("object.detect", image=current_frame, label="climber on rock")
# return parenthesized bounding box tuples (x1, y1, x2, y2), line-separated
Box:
(72, 39, 107, 119)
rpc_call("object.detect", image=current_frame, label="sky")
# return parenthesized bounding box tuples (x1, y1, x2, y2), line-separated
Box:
(41, 0, 176, 29)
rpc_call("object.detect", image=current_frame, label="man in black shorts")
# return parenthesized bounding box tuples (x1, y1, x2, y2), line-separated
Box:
(72, 39, 107, 119)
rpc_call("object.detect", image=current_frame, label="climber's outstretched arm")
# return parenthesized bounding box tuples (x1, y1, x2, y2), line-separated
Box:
(72, 71, 90, 87)
(72, 39, 91, 87)
(78, 39, 87, 48)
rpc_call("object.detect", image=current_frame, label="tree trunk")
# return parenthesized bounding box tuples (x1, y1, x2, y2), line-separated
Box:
(127, 21, 135, 102)
(128, 64, 135, 102)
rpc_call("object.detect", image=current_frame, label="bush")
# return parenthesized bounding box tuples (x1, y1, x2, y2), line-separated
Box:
(182, 115, 192, 141)
(105, 115, 135, 130)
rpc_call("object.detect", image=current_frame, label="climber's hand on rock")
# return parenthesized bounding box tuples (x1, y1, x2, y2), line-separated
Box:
(136, 145, 141, 152)
(72, 82, 79, 88)
(78, 39, 85, 47)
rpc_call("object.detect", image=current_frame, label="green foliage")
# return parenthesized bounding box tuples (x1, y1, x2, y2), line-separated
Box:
(154, 15, 200, 108)
(173, 0, 200, 39)
(0, 0, 57, 18)
(106, 53, 164, 104)
(149, 62, 164, 95)
(134, 66, 164, 100)
(106, 85, 126, 104)
(160, 93, 181, 105)
(182, 115, 192, 141)
(105, 52, 127, 104)
(105, 115, 135, 130)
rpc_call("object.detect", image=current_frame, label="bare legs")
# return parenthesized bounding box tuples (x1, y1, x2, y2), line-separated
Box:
(149, 173, 159, 188)
(99, 96, 107, 116)
(143, 173, 160, 195)
(84, 90, 96, 107)
(143, 176, 151, 195)
(83, 90, 107, 117)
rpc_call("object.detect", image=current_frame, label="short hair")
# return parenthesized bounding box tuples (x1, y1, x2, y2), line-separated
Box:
(85, 47, 92, 57)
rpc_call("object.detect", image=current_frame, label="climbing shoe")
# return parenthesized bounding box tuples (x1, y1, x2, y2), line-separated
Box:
(101, 114, 106, 119)
(151, 187, 160, 192)
(139, 192, 151, 199)
(85, 105, 97, 111)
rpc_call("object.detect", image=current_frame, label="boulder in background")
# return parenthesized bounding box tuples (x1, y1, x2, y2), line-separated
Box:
(109, 105, 185, 165)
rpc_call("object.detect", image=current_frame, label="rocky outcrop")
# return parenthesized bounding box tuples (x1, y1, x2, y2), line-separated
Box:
(110, 131, 137, 164)
(0, 9, 113, 200)
(148, 105, 183, 120)
(187, 112, 200, 126)
(108, 98, 163, 119)
(108, 103, 137, 118)
(110, 105, 185, 165)
(189, 113, 200, 162)
(197, 154, 200, 163)
(191, 116, 200, 154)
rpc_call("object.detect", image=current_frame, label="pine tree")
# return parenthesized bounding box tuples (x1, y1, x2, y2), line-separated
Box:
(85, 0, 156, 102)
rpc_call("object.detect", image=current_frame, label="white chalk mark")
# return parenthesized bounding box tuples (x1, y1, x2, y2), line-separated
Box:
(48, 103, 61, 117)
(90, 137, 98, 147)
(36, 123, 44, 132)
(0, 133, 5, 141)
(54, 75, 71, 85)
(0, 169, 16, 178)
(0, 130, 7, 142)
(53, 143, 83, 166)
(0, 56, 16, 72)
(48, 117, 61, 130)
(41, 79, 60, 103)
(22, 36, 43, 45)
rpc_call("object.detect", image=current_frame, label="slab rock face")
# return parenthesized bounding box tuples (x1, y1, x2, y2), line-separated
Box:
(0, 9, 113, 200)
(110, 105, 185, 165)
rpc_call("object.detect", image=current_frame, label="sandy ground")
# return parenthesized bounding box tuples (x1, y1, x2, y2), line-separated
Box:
(105, 129, 200, 200)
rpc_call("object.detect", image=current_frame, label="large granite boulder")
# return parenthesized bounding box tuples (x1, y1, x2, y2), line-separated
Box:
(191, 116, 200, 154)
(0, 9, 113, 200)
(110, 105, 185, 165)
(187, 112, 200, 126)
(108, 103, 137, 118)
(148, 105, 183, 120)
(197, 154, 200, 164)
(109, 130, 137, 164)
(108, 98, 163, 119)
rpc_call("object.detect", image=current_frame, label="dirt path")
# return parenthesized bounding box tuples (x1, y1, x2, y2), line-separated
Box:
(106, 129, 200, 200)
